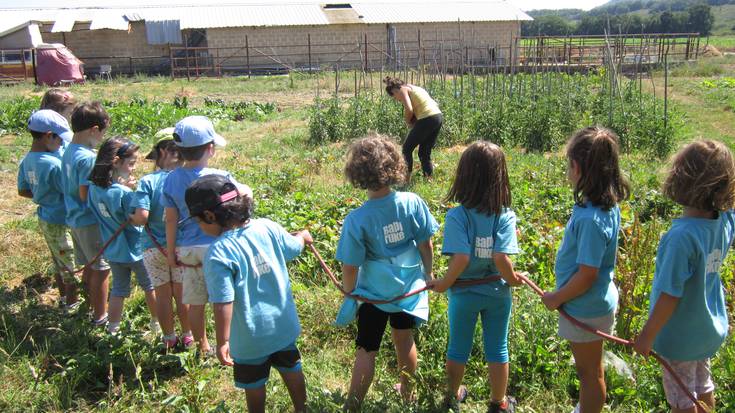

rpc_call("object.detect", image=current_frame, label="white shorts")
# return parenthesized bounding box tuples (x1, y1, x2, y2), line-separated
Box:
(143, 248, 184, 288)
(662, 358, 714, 409)
(177, 245, 209, 305)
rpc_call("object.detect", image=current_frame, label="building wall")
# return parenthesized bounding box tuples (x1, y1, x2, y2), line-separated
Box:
(41, 21, 172, 74)
(204, 21, 521, 72)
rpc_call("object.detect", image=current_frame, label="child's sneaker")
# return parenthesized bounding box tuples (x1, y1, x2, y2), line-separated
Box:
(64, 300, 82, 315)
(162, 334, 179, 350)
(91, 313, 108, 327)
(107, 321, 121, 335)
(149, 320, 161, 336)
(488, 396, 516, 413)
(442, 386, 467, 412)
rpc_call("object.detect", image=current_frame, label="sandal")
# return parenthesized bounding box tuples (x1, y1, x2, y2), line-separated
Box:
(443, 385, 467, 412)
(488, 396, 517, 413)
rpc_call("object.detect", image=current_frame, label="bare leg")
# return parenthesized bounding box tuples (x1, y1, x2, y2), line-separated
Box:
(89, 269, 110, 321)
(488, 362, 509, 403)
(345, 348, 377, 411)
(278, 369, 307, 412)
(188, 304, 209, 351)
(569, 340, 606, 413)
(143, 289, 157, 321)
(155, 283, 175, 335)
(446, 359, 466, 400)
(108, 296, 125, 324)
(391, 328, 417, 402)
(172, 282, 190, 332)
(245, 386, 267, 413)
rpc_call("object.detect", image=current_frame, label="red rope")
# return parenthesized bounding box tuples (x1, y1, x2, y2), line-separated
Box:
(306, 243, 708, 413)
(66, 220, 128, 275)
(143, 225, 202, 269)
(515, 272, 709, 413)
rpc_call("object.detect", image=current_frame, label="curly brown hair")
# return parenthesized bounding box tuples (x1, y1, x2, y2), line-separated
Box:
(445, 141, 511, 215)
(566, 126, 630, 210)
(384, 76, 405, 96)
(663, 140, 735, 211)
(345, 134, 407, 191)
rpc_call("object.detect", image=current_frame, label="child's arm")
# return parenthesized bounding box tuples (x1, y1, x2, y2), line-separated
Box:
(212, 302, 234, 366)
(342, 264, 358, 292)
(493, 253, 523, 286)
(397, 88, 415, 126)
(129, 208, 149, 226)
(417, 239, 434, 280)
(293, 230, 313, 246)
(165, 207, 179, 267)
(79, 185, 89, 203)
(427, 253, 469, 293)
(541, 264, 598, 310)
(633, 292, 680, 356)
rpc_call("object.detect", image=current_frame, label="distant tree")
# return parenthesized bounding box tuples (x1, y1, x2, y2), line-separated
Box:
(687, 4, 714, 35)
(522, 15, 574, 36)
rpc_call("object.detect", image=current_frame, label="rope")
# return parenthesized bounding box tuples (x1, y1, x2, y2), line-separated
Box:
(515, 272, 709, 413)
(66, 221, 129, 275)
(143, 225, 202, 269)
(306, 243, 709, 413)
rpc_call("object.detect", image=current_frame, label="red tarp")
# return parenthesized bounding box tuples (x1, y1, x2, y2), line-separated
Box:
(36, 44, 84, 86)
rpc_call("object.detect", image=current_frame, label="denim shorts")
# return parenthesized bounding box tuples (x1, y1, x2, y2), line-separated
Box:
(109, 259, 155, 297)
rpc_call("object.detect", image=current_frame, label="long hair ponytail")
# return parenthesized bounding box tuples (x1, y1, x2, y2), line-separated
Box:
(89, 136, 139, 188)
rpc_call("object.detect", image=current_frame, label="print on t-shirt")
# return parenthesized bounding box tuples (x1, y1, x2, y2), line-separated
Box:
(384, 221, 405, 244)
(706, 249, 723, 274)
(254, 254, 272, 277)
(475, 236, 494, 259)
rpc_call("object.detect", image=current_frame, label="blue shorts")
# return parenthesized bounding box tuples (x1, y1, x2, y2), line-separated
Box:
(109, 260, 155, 297)
(233, 343, 302, 389)
(447, 291, 512, 364)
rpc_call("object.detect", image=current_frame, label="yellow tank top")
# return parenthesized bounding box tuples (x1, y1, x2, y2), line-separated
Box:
(408, 85, 441, 120)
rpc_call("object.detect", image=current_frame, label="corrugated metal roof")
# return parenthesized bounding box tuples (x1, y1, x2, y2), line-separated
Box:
(0, 1, 531, 35)
(352, 1, 532, 24)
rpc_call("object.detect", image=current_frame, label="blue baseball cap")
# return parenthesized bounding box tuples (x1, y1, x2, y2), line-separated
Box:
(173, 116, 226, 148)
(28, 109, 73, 143)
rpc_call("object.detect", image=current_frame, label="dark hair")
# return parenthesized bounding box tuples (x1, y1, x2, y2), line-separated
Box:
(344, 134, 406, 191)
(186, 175, 252, 228)
(177, 143, 211, 162)
(446, 141, 512, 215)
(29, 130, 50, 140)
(89, 136, 139, 188)
(71, 101, 110, 133)
(384, 76, 405, 96)
(40, 89, 76, 117)
(663, 140, 735, 211)
(566, 126, 630, 210)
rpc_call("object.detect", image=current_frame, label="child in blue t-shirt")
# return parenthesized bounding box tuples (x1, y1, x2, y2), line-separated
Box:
(88, 137, 158, 335)
(130, 129, 190, 349)
(335, 135, 439, 410)
(541, 127, 630, 413)
(185, 174, 310, 413)
(161, 116, 252, 355)
(19, 110, 78, 309)
(634, 140, 735, 413)
(428, 141, 523, 413)
(62, 102, 112, 326)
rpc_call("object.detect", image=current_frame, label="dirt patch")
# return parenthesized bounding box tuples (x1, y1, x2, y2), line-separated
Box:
(702, 45, 723, 57)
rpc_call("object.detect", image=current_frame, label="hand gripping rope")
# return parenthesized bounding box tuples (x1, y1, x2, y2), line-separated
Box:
(64, 221, 201, 275)
(306, 243, 710, 413)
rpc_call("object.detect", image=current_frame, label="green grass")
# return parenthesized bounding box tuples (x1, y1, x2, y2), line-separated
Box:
(1, 58, 735, 412)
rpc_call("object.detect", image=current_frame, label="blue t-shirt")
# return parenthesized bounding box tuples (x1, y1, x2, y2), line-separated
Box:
(130, 170, 170, 250)
(61, 143, 97, 228)
(204, 218, 303, 361)
(161, 167, 235, 247)
(650, 210, 735, 361)
(442, 206, 520, 297)
(554, 202, 620, 318)
(334, 191, 439, 324)
(17, 152, 67, 225)
(88, 183, 143, 263)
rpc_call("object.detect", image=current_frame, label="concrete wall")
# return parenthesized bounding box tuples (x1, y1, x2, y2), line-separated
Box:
(205, 21, 521, 72)
(41, 22, 172, 74)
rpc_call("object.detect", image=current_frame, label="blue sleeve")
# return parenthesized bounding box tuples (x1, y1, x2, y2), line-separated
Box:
(204, 246, 236, 303)
(130, 179, 152, 211)
(17, 163, 29, 191)
(441, 209, 470, 256)
(335, 214, 366, 266)
(50, 163, 64, 194)
(270, 221, 303, 262)
(575, 217, 607, 268)
(122, 190, 137, 215)
(652, 233, 694, 298)
(493, 211, 520, 254)
(160, 177, 176, 208)
(78, 155, 94, 187)
(411, 196, 439, 243)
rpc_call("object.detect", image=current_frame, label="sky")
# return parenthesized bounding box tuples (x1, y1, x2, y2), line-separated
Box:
(0, 0, 610, 12)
